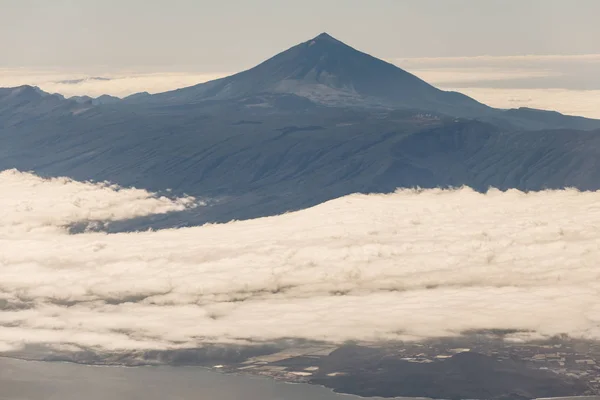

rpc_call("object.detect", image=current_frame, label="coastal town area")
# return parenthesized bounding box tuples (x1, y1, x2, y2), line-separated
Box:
(213, 336, 600, 397)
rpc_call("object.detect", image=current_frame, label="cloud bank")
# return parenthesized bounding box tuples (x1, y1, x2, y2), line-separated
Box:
(0, 69, 227, 98)
(393, 54, 600, 118)
(444, 87, 600, 118)
(1, 171, 600, 356)
(0, 169, 197, 236)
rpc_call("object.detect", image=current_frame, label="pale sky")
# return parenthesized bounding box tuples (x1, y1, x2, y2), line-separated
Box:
(1, 0, 599, 71)
(2, 0, 599, 118)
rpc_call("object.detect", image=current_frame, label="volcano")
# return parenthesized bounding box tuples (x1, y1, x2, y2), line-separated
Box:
(150, 32, 489, 117)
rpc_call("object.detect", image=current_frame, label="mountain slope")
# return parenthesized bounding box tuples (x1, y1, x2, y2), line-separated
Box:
(127, 33, 600, 130)
(3, 97, 600, 230)
(147, 33, 489, 117)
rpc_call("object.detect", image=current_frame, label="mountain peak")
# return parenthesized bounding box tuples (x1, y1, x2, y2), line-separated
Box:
(150, 33, 488, 116)
(312, 32, 339, 42)
(306, 32, 347, 49)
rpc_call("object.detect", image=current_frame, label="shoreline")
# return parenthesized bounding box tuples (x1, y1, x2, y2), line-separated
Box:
(2, 334, 599, 400)
(0, 356, 404, 400)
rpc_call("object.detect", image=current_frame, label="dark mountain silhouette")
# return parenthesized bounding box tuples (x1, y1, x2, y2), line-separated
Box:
(146, 32, 489, 117)
(124, 32, 600, 130)
(123, 91, 151, 101)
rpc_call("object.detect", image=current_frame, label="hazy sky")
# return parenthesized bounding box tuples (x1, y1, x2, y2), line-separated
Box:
(2, 0, 599, 71)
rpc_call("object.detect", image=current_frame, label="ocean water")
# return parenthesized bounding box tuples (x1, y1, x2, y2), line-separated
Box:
(0, 357, 420, 400)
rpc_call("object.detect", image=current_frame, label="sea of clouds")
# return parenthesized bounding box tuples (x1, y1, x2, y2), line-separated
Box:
(398, 54, 600, 118)
(0, 69, 226, 99)
(1, 170, 600, 356)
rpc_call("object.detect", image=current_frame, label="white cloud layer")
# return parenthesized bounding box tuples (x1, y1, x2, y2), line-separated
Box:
(446, 87, 600, 119)
(0, 169, 196, 236)
(410, 68, 560, 85)
(1, 171, 600, 355)
(0, 69, 227, 98)
(394, 53, 600, 118)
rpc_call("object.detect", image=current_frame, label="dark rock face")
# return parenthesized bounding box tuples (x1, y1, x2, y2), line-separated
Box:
(313, 347, 587, 400)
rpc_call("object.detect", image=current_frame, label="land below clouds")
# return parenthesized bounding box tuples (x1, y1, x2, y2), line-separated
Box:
(4, 334, 600, 400)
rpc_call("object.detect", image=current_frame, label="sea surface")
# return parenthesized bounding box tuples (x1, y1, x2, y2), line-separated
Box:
(0, 357, 422, 400)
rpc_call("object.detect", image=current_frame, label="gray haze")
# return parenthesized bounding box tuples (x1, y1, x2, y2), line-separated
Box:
(1, 0, 599, 70)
